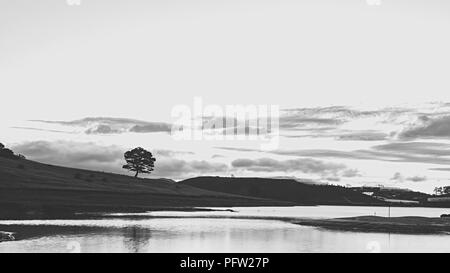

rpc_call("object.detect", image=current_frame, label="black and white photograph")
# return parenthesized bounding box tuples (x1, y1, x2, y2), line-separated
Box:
(1, 0, 450, 261)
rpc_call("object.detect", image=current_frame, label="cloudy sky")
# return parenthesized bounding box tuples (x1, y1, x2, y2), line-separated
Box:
(1, 0, 450, 193)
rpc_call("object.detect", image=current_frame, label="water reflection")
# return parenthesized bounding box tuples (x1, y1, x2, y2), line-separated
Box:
(122, 226, 152, 253)
(1, 206, 450, 253)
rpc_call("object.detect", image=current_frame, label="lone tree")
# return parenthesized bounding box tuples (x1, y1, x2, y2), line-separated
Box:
(122, 147, 156, 178)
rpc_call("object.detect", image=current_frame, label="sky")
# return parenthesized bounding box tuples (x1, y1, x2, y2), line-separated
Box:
(1, 0, 450, 193)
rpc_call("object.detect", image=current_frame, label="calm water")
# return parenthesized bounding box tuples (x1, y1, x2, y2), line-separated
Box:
(1, 206, 450, 253)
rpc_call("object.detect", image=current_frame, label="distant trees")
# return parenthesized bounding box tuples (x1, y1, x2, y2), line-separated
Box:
(433, 187, 441, 195)
(0, 142, 24, 160)
(434, 186, 450, 196)
(122, 147, 156, 178)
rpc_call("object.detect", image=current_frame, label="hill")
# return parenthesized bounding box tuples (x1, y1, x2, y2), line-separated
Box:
(0, 157, 292, 219)
(180, 176, 385, 206)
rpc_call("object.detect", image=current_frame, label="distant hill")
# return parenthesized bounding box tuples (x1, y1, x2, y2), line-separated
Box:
(0, 157, 292, 219)
(180, 177, 386, 206)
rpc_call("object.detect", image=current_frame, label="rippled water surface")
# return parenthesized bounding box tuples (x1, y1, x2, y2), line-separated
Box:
(1, 206, 449, 253)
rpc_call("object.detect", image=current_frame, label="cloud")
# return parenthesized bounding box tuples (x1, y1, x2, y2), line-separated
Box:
(152, 149, 195, 157)
(197, 116, 271, 136)
(276, 106, 418, 140)
(325, 176, 340, 182)
(281, 106, 381, 119)
(280, 117, 343, 129)
(85, 125, 121, 135)
(14, 140, 123, 163)
(429, 168, 450, 172)
(400, 116, 450, 139)
(220, 126, 268, 136)
(201, 116, 238, 129)
(151, 158, 228, 178)
(275, 104, 450, 142)
(406, 176, 427, 182)
(30, 117, 149, 127)
(277, 106, 364, 132)
(336, 131, 388, 141)
(30, 117, 172, 134)
(390, 172, 427, 183)
(281, 127, 336, 136)
(13, 140, 125, 173)
(280, 130, 389, 141)
(342, 168, 361, 177)
(217, 140, 450, 166)
(290, 147, 450, 165)
(215, 146, 258, 153)
(390, 172, 404, 183)
(11, 126, 75, 134)
(279, 115, 343, 132)
(279, 106, 411, 129)
(231, 157, 346, 176)
(372, 142, 450, 156)
(256, 149, 376, 161)
(129, 123, 172, 133)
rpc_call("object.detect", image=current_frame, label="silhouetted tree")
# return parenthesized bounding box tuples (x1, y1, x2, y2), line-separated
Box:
(441, 186, 450, 195)
(434, 187, 444, 196)
(122, 147, 156, 178)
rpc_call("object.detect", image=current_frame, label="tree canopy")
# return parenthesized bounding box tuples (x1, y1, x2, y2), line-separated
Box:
(0, 142, 23, 159)
(434, 186, 450, 196)
(122, 147, 156, 178)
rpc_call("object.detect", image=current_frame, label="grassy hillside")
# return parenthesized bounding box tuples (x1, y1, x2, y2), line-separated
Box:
(180, 176, 386, 206)
(350, 186, 430, 202)
(0, 157, 292, 219)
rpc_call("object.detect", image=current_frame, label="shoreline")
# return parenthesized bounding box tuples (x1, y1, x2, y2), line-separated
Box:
(293, 216, 450, 234)
(2, 213, 450, 244)
(3, 203, 450, 221)
(0, 206, 239, 221)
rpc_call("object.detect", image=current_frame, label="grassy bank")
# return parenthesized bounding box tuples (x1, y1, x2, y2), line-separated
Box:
(294, 216, 450, 234)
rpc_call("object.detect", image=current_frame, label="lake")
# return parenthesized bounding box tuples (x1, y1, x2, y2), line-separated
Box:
(1, 206, 450, 253)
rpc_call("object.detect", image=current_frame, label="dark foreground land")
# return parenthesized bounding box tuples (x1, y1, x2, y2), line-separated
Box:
(0, 157, 293, 220)
(294, 216, 450, 234)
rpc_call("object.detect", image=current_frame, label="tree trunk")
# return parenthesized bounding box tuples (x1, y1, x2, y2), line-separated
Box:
(134, 171, 139, 178)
